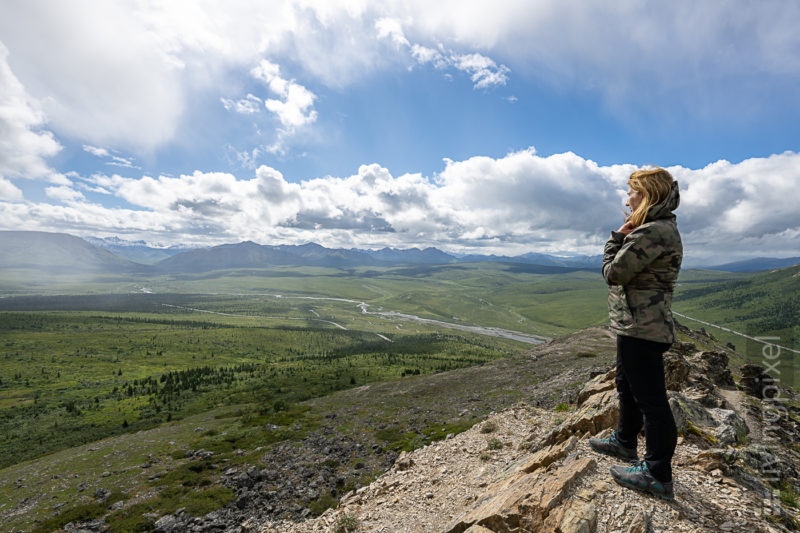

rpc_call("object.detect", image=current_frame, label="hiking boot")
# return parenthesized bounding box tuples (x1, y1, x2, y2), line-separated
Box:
(610, 460, 674, 500)
(589, 431, 638, 462)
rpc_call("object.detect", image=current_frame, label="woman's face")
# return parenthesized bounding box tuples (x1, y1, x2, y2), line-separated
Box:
(626, 187, 643, 213)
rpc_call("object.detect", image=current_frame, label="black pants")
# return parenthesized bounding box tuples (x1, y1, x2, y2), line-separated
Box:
(615, 334, 677, 482)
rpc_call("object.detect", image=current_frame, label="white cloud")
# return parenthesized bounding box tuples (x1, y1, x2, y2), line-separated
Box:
(82, 144, 139, 169)
(375, 18, 410, 48)
(0, 2, 183, 152)
(252, 60, 318, 129)
(45, 185, 85, 204)
(450, 52, 510, 89)
(0, 41, 61, 180)
(82, 145, 111, 158)
(410, 44, 446, 67)
(375, 19, 510, 89)
(5, 149, 800, 262)
(0, 177, 23, 200)
(220, 94, 262, 114)
(0, 0, 796, 163)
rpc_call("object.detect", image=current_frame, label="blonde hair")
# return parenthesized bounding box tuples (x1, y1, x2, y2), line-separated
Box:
(627, 167, 674, 227)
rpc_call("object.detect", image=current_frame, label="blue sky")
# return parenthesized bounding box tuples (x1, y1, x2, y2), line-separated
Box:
(1, 1, 799, 264)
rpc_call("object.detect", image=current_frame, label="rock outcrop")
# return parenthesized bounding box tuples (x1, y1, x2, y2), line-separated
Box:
(261, 331, 800, 533)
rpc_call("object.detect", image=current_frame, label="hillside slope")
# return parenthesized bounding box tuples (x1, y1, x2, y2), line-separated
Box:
(4, 325, 797, 532)
(0, 231, 146, 273)
(675, 263, 800, 343)
(264, 334, 800, 533)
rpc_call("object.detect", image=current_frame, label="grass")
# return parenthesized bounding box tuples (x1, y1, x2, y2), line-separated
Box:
(105, 486, 235, 532)
(31, 490, 125, 533)
(0, 304, 519, 469)
(1, 262, 797, 530)
(0, 406, 235, 532)
(554, 402, 570, 412)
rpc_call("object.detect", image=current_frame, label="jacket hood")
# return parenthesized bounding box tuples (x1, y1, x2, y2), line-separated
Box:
(646, 180, 680, 222)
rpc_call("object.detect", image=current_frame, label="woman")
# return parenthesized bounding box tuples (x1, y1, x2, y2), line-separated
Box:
(589, 167, 682, 501)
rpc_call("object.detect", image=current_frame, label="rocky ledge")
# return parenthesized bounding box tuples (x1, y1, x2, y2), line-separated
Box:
(262, 335, 800, 533)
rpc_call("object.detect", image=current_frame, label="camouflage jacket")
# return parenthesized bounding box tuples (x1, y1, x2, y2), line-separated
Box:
(602, 181, 683, 343)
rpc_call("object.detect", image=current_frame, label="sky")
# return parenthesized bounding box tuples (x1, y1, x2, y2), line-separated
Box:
(1, 1, 799, 265)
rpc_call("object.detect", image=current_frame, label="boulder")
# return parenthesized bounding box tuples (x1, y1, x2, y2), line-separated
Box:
(543, 389, 618, 447)
(549, 494, 597, 533)
(153, 514, 182, 532)
(691, 351, 736, 388)
(668, 391, 717, 434)
(709, 408, 749, 446)
(576, 369, 616, 406)
(663, 349, 690, 391)
(445, 457, 596, 533)
(739, 365, 773, 399)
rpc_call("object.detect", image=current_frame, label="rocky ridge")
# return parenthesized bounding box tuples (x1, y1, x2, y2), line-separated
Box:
(261, 334, 800, 533)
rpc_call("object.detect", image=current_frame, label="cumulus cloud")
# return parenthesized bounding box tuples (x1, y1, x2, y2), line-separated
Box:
(375, 18, 410, 48)
(4, 149, 800, 262)
(669, 152, 800, 261)
(2, 1, 794, 168)
(45, 185, 85, 204)
(251, 60, 318, 129)
(0, 2, 182, 152)
(0, 177, 23, 200)
(389, 1, 800, 116)
(0, 41, 61, 180)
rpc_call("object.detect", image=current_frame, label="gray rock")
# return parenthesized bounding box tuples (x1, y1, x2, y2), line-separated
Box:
(741, 444, 778, 472)
(63, 518, 106, 532)
(154, 514, 182, 532)
(235, 473, 254, 489)
(692, 351, 736, 388)
(709, 408, 748, 446)
(668, 391, 717, 434)
(739, 365, 772, 399)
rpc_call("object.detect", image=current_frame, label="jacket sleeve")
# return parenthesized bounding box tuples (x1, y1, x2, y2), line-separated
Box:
(602, 227, 662, 286)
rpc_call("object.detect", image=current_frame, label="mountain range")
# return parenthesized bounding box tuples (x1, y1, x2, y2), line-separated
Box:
(2, 231, 798, 274)
(0, 231, 604, 274)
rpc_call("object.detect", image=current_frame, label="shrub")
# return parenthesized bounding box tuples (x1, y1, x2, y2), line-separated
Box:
(780, 481, 799, 509)
(309, 494, 338, 516)
(335, 513, 359, 532)
(480, 421, 497, 434)
(554, 403, 570, 412)
(487, 438, 503, 450)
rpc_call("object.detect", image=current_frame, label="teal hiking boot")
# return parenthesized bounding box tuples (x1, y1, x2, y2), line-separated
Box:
(588, 431, 638, 462)
(610, 460, 674, 500)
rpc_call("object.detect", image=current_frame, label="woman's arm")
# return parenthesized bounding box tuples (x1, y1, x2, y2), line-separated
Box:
(602, 225, 663, 286)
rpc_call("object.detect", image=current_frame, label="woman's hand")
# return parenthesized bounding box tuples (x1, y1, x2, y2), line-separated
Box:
(617, 222, 635, 235)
